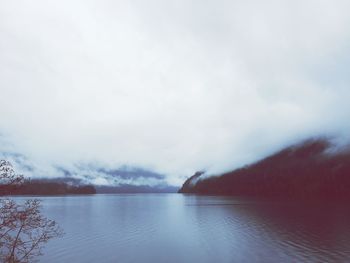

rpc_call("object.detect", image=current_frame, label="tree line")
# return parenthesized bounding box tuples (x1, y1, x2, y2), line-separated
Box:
(6, 179, 96, 195)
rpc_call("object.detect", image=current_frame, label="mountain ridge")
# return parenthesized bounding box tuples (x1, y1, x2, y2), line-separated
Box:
(179, 138, 350, 200)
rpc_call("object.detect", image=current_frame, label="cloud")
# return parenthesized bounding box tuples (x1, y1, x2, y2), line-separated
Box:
(1, 0, 350, 185)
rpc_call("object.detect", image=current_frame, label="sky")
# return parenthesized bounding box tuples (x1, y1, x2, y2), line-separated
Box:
(1, 0, 350, 186)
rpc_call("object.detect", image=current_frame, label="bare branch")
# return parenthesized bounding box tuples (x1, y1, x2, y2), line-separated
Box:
(0, 160, 64, 263)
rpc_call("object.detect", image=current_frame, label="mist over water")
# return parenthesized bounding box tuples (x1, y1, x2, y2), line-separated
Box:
(11, 194, 350, 263)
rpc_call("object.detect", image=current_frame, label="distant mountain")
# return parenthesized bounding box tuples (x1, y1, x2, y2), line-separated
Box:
(1, 176, 177, 195)
(51, 166, 177, 193)
(53, 175, 178, 193)
(53, 165, 169, 187)
(0, 151, 176, 193)
(2, 178, 96, 195)
(95, 184, 178, 194)
(179, 139, 350, 200)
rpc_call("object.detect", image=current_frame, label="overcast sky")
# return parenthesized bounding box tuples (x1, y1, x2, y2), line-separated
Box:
(1, 0, 350, 185)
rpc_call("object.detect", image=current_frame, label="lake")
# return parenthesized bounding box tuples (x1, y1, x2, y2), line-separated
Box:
(13, 194, 350, 263)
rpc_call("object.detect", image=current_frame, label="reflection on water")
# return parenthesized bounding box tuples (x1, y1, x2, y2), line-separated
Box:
(13, 194, 350, 263)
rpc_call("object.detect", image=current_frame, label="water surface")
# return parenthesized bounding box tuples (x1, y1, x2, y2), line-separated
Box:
(15, 194, 350, 263)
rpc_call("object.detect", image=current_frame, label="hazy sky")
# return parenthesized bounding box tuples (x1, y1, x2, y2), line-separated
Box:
(1, 0, 350, 185)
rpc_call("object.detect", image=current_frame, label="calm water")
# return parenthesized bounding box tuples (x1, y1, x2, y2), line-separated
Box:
(14, 194, 350, 263)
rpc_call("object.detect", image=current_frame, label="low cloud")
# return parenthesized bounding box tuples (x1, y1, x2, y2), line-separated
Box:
(1, 0, 350, 185)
